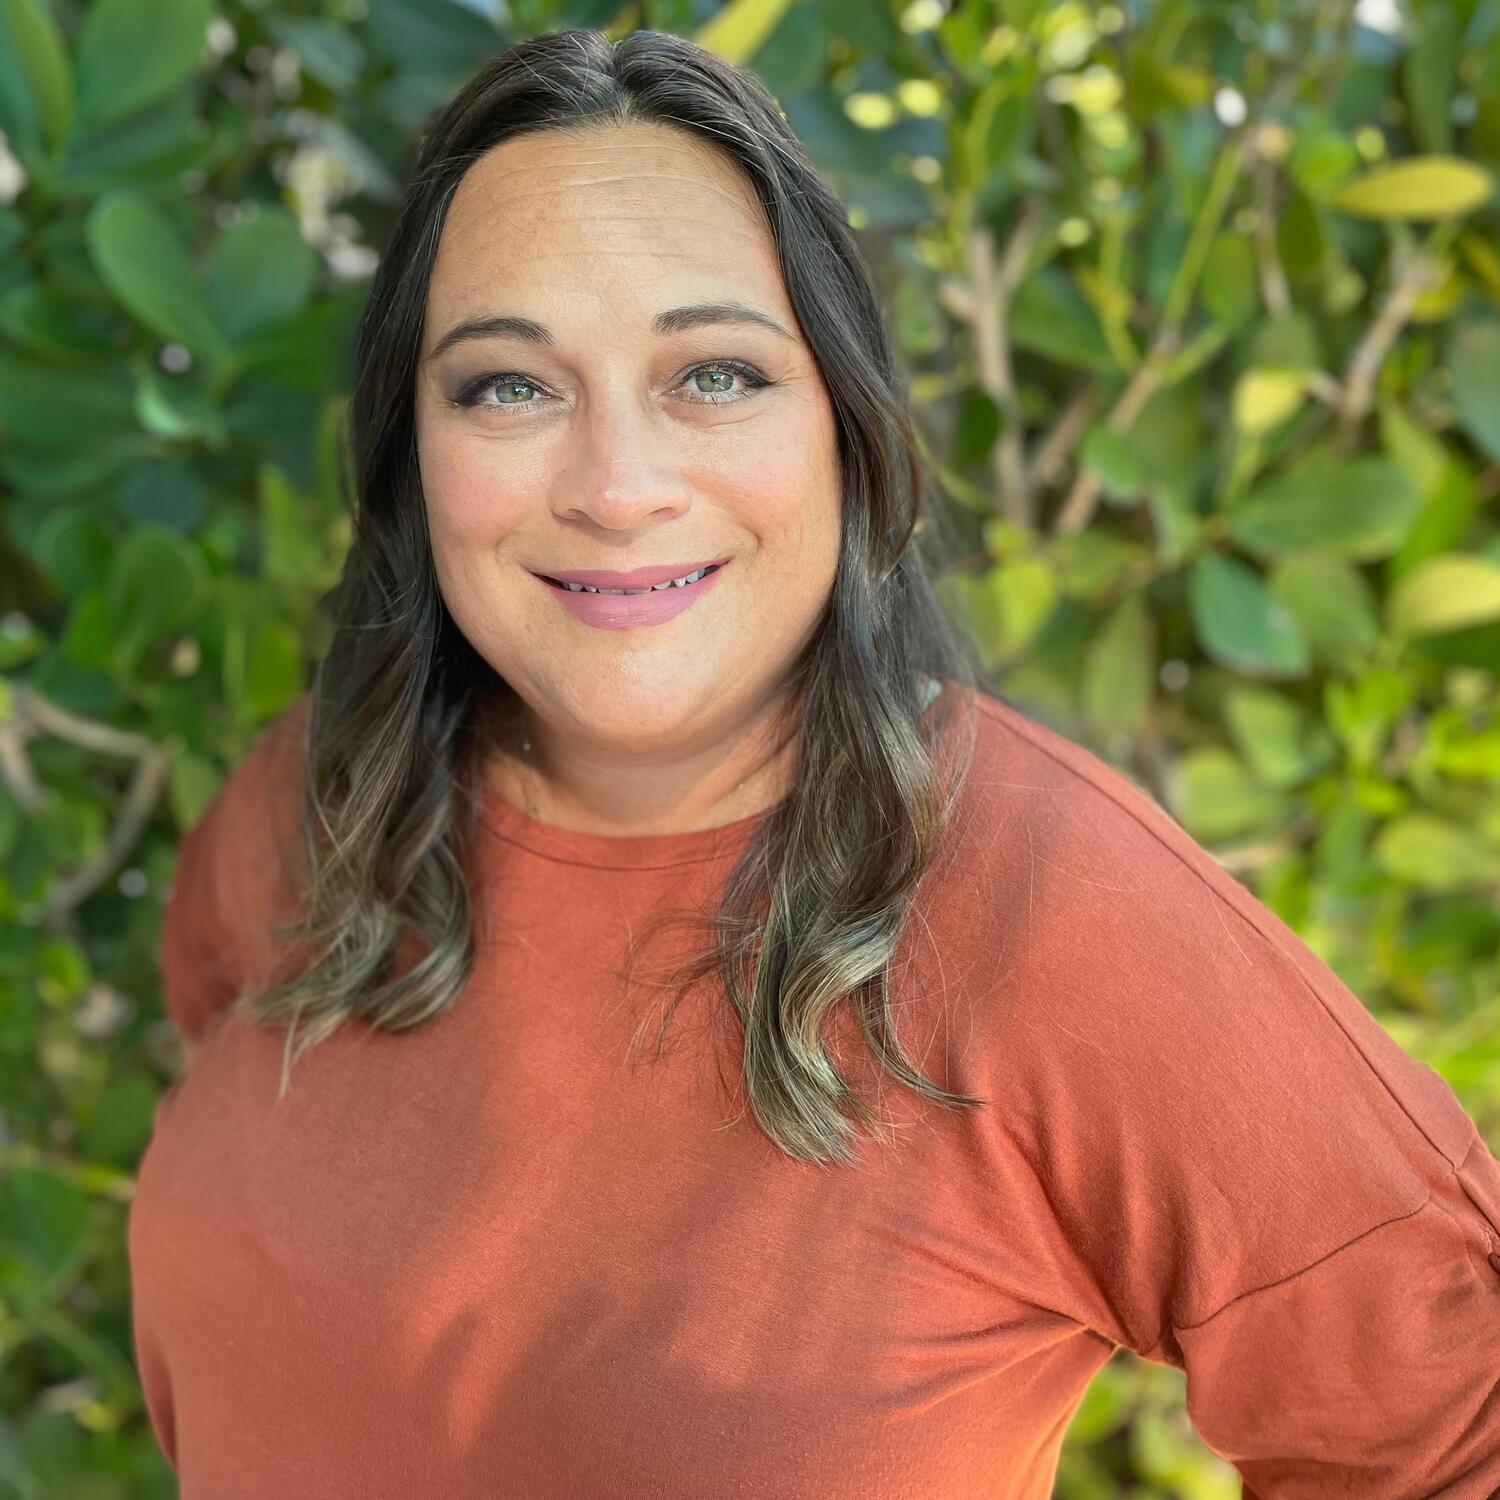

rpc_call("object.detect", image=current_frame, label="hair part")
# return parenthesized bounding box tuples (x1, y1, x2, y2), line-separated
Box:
(231, 25, 999, 1166)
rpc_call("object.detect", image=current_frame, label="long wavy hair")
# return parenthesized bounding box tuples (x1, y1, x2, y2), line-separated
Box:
(234, 25, 1001, 1166)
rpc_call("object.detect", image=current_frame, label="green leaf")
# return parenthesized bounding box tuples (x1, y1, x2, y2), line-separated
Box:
(1276, 189, 1327, 278)
(1229, 453, 1421, 559)
(85, 190, 233, 365)
(0, 437, 155, 498)
(944, 556, 1060, 671)
(1328, 156, 1495, 221)
(1230, 368, 1306, 436)
(0, 1169, 89, 1283)
(1445, 317, 1500, 463)
(1289, 117, 1359, 196)
(119, 458, 208, 530)
(1386, 553, 1500, 637)
(244, 619, 305, 719)
(205, 207, 321, 343)
(1201, 232, 1258, 330)
(362, 0, 500, 77)
(56, 89, 208, 193)
(32, 505, 113, 597)
(953, 387, 1001, 468)
(1268, 553, 1380, 665)
(257, 464, 327, 586)
(1324, 668, 1416, 767)
(72, 0, 212, 136)
(1374, 815, 1500, 892)
(0, 353, 136, 447)
(1224, 686, 1332, 788)
(1008, 265, 1117, 374)
(105, 525, 207, 672)
(76, 1071, 160, 1165)
(1054, 530, 1146, 598)
(695, 0, 797, 64)
(265, 16, 368, 93)
(987, 555, 1059, 659)
(168, 749, 222, 832)
(1168, 747, 1286, 842)
(1189, 552, 1311, 677)
(134, 367, 227, 442)
(1388, 453, 1476, 579)
(1244, 310, 1322, 371)
(61, 588, 116, 670)
(1404, 3, 1459, 154)
(1080, 422, 1148, 500)
(0, 280, 116, 361)
(0, 0, 73, 152)
(1377, 396, 1448, 499)
(230, 292, 364, 392)
(1080, 592, 1154, 736)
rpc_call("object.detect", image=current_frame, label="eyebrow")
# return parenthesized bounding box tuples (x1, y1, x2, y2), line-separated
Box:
(423, 300, 797, 361)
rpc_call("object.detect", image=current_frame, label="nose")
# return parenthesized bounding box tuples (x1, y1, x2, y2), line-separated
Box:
(549, 389, 694, 531)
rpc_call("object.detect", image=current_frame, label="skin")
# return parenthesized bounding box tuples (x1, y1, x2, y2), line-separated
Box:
(414, 122, 843, 837)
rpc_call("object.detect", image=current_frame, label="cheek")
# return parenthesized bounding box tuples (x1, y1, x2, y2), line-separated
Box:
(740, 407, 841, 560)
(417, 428, 528, 548)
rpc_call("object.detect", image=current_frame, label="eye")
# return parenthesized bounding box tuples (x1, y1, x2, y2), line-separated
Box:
(452, 359, 774, 414)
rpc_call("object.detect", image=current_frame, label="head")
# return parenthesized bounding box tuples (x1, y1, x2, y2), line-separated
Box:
(413, 120, 842, 827)
(247, 27, 991, 1165)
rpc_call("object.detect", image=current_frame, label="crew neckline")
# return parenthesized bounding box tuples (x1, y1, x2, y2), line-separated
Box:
(478, 676, 948, 871)
(479, 783, 784, 869)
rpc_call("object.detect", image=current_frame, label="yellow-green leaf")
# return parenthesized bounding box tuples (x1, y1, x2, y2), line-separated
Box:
(988, 555, 1058, 658)
(1231, 368, 1306, 436)
(1386, 553, 1500, 636)
(1374, 815, 1500, 891)
(1329, 156, 1495, 221)
(1168, 747, 1286, 843)
(1081, 592, 1154, 736)
(694, 0, 796, 65)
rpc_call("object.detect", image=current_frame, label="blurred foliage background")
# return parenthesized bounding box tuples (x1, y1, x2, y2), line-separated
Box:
(1, 0, 1498, 1494)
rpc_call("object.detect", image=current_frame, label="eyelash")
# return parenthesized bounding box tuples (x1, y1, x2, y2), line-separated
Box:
(452, 359, 774, 415)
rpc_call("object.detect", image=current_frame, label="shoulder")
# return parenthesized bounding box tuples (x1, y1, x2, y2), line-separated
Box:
(945, 685, 1332, 994)
(177, 692, 315, 976)
(195, 690, 311, 851)
(937, 681, 1478, 1173)
(937, 683, 1265, 954)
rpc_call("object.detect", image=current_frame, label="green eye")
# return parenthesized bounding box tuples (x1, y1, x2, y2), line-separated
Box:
(695, 367, 737, 396)
(493, 378, 538, 404)
(454, 360, 773, 414)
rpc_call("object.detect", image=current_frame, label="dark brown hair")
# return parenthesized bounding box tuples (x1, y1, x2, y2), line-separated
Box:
(235, 26, 998, 1165)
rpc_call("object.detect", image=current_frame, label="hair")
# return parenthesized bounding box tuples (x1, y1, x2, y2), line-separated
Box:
(232, 25, 1002, 1166)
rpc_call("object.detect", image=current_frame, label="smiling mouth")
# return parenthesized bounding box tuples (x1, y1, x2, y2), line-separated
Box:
(539, 564, 724, 594)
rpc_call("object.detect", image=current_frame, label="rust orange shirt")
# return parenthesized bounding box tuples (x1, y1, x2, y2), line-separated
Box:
(129, 684, 1500, 1498)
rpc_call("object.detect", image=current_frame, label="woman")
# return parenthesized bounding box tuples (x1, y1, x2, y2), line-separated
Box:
(128, 26, 1500, 1499)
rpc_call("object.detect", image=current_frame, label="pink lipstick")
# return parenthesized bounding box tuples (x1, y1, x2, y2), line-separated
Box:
(530, 560, 729, 630)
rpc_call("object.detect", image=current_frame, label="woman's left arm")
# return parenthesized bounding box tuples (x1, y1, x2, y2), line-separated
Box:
(979, 792, 1500, 1494)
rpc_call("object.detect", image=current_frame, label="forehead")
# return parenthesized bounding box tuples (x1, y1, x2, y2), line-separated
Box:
(428, 123, 786, 322)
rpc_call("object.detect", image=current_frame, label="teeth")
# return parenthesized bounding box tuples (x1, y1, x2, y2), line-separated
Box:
(564, 565, 712, 594)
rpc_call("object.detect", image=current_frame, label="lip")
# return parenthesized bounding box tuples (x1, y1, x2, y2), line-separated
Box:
(531, 557, 731, 589)
(532, 558, 729, 630)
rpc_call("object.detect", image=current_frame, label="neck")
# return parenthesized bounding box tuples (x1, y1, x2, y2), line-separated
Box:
(492, 691, 801, 838)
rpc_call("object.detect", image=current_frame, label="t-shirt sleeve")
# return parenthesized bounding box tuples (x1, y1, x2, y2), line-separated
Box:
(156, 693, 314, 1063)
(1175, 1134, 1500, 1498)
(1156, 931, 1500, 1496)
(968, 720, 1500, 1494)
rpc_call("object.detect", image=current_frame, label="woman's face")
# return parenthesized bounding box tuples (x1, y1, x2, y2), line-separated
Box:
(414, 122, 842, 781)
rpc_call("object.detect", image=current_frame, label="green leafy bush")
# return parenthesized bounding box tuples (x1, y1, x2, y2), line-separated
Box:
(1, 1, 1496, 1495)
